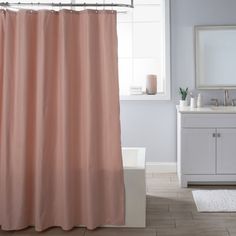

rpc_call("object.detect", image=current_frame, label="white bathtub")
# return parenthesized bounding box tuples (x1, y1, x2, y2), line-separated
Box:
(122, 147, 146, 228)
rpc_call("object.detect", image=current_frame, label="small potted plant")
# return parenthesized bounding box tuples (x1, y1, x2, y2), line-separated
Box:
(179, 87, 188, 107)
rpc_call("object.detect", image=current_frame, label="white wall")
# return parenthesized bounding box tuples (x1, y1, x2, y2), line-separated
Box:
(120, 0, 236, 163)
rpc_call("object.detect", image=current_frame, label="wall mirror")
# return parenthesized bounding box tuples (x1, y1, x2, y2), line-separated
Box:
(195, 25, 236, 89)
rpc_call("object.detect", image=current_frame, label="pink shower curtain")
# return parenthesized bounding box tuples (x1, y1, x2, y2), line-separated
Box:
(0, 9, 125, 231)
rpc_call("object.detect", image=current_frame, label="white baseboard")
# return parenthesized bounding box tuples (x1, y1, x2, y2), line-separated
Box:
(146, 162, 177, 173)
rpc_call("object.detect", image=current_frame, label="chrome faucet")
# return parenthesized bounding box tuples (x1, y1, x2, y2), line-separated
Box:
(224, 89, 229, 106)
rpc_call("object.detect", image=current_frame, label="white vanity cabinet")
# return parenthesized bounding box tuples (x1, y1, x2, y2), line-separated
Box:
(177, 106, 236, 187)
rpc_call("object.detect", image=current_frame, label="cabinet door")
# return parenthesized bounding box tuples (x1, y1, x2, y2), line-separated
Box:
(182, 128, 216, 174)
(217, 129, 236, 174)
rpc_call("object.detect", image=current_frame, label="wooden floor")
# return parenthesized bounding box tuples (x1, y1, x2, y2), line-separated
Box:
(1, 172, 236, 236)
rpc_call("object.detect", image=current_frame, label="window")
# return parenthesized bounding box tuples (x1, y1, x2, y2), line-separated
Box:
(117, 0, 170, 100)
(5, 0, 170, 100)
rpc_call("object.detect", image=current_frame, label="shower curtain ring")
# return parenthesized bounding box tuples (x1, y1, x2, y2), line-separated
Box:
(70, 2, 73, 12)
(2, 2, 7, 10)
(96, 2, 98, 13)
(111, 2, 114, 13)
(30, 2, 33, 13)
(83, 2, 86, 10)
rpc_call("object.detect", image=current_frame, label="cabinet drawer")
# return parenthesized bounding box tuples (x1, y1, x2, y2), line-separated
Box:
(181, 114, 236, 128)
(181, 128, 216, 174)
(217, 128, 236, 174)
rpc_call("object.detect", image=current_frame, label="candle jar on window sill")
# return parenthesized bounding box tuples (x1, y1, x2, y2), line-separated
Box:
(146, 74, 157, 95)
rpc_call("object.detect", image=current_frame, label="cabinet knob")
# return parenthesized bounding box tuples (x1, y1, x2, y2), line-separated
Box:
(212, 133, 216, 137)
(217, 133, 221, 138)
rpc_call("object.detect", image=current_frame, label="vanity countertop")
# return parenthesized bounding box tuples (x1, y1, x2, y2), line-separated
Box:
(176, 105, 236, 114)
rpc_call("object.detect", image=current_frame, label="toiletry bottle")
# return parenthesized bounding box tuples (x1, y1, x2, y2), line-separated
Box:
(197, 93, 202, 108)
(190, 97, 196, 108)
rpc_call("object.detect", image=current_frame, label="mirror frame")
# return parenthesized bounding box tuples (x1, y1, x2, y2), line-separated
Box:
(195, 25, 236, 90)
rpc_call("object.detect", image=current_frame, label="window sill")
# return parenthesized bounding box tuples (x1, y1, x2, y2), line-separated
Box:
(120, 93, 171, 101)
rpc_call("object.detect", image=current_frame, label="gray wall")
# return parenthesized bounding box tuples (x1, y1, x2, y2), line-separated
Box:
(120, 0, 236, 163)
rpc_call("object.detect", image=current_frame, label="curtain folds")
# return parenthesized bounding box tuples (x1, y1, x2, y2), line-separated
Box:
(0, 9, 125, 231)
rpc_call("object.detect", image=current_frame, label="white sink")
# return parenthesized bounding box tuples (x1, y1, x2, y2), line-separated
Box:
(210, 106, 236, 111)
(177, 105, 236, 113)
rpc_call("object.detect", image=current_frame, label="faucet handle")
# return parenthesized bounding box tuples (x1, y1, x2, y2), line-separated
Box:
(232, 99, 236, 106)
(211, 98, 219, 106)
(224, 89, 230, 106)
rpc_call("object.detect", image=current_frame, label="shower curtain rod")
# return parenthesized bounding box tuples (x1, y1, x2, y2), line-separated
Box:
(0, 1, 134, 8)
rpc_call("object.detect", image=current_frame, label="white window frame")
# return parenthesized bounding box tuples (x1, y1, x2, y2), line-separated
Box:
(120, 0, 171, 101)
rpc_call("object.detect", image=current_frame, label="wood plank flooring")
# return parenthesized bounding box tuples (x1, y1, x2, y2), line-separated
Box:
(1, 172, 236, 235)
(146, 173, 236, 236)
